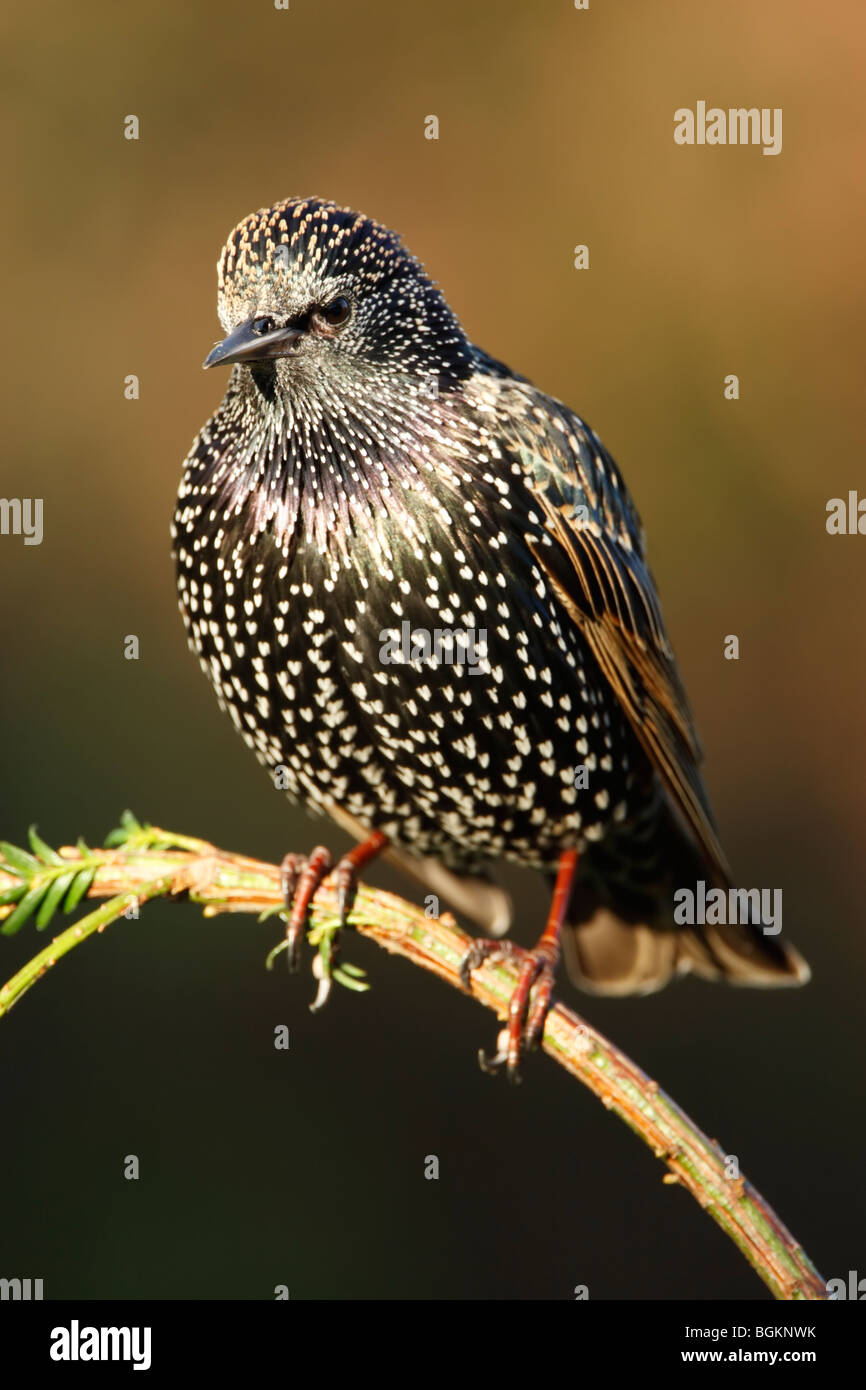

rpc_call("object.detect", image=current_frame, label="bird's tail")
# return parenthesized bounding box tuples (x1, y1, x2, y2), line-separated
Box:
(561, 802, 810, 996)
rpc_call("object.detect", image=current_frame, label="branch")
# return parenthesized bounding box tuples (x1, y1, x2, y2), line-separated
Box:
(0, 815, 826, 1302)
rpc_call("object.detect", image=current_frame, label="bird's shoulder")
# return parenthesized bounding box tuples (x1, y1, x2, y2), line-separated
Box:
(466, 351, 649, 577)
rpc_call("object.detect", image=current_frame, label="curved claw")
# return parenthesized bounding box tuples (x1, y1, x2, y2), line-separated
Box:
(279, 852, 305, 911)
(460, 848, 578, 1080)
(334, 858, 360, 927)
(278, 832, 389, 1006)
(310, 953, 333, 1013)
(464, 945, 555, 1080)
(458, 938, 519, 992)
(280, 846, 332, 972)
(478, 1029, 516, 1079)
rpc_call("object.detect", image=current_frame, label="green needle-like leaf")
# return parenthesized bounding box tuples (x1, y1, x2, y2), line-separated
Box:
(27, 826, 63, 866)
(0, 883, 27, 908)
(62, 868, 95, 914)
(258, 904, 287, 925)
(1, 884, 47, 936)
(333, 966, 370, 993)
(104, 809, 143, 848)
(35, 871, 77, 930)
(337, 962, 367, 979)
(0, 841, 39, 876)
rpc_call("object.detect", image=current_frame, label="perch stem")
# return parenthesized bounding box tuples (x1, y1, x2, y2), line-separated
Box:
(0, 827, 826, 1301)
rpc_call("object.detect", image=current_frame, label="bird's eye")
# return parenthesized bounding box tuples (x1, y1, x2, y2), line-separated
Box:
(252, 316, 275, 336)
(318, 297, 351, 328)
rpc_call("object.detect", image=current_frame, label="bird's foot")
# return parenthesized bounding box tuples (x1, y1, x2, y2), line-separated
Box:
(459, 848, 578, 1082)
(459, 938, 558, 1082)
(279, 831, 388, 1011)
(280, 846, 333, 973)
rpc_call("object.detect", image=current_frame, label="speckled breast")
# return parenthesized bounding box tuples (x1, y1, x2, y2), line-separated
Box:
(173, 464, 645, 872)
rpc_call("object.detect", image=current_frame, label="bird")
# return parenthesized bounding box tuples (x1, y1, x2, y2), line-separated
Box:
(172, 196, 809, 1078)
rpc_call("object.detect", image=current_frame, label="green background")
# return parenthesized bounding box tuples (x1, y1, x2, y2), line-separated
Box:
(1, 0, 863, 1298)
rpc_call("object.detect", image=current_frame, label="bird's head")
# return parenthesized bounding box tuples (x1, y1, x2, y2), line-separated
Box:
(204, 197, 473, 402)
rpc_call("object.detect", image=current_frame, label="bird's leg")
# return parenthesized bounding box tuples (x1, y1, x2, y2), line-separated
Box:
(279, 831, 389, 1008)
(459, 849, 579, 1081)
(280, 846, 333, 972)
(333, 830, 389, 925)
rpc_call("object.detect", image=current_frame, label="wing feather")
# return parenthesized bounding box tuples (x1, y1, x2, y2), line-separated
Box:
(502, 387, 730, 882)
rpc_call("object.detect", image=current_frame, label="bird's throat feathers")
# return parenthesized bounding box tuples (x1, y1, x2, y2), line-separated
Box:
(179, 359, 493, 574)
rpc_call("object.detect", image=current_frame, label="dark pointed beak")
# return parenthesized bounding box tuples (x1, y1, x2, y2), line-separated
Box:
(203, 318, 304, 369)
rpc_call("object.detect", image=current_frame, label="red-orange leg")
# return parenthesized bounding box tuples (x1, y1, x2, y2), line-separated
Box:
(333, 830, 389, 923)
(460, 849, 579, 1081)
(280, 846, 333, 972)
(279, 831, 390, 999)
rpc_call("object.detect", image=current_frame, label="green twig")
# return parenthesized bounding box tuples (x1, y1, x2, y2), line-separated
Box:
(0, 814, 827, 1302)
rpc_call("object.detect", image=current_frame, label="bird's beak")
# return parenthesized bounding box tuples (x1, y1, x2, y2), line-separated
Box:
(203, 318, 304, 369)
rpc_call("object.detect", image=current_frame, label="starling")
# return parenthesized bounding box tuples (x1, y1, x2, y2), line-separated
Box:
(173, 196, 808, 1076)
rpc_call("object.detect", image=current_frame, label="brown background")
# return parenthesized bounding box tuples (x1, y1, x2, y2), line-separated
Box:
(0, 0, 863, 1298)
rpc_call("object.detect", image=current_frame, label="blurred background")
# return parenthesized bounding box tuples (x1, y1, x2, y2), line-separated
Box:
(1, 0, 864, 1300)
